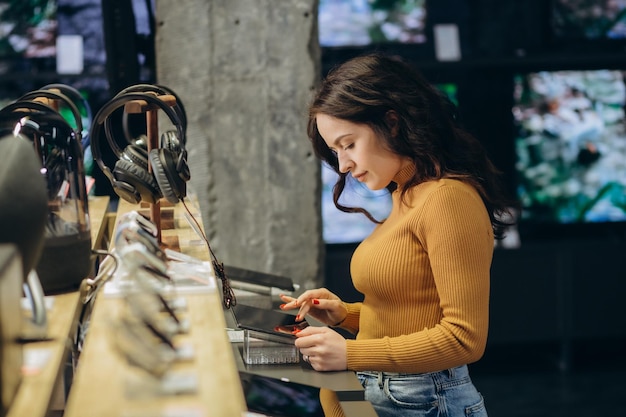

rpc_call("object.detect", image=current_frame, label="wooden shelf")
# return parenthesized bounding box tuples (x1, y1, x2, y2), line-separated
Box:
(63, 198, 247, 417)
(5, 196, 111, 417)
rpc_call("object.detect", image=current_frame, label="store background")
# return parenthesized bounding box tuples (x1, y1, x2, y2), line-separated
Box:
(1, 1, 625, 415)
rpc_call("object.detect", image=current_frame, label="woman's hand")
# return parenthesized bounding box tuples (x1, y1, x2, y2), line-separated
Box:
(279, 288, 347, 327)
(294, 326, 347, 371)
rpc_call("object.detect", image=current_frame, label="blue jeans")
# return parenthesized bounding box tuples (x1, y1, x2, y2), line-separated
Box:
(356, 365, 488, 417)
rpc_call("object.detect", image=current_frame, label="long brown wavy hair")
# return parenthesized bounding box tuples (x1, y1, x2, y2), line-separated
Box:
(307, 53, 517, 240)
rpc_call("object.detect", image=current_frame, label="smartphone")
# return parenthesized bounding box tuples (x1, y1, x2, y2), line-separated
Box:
(232, 304, 309, 339)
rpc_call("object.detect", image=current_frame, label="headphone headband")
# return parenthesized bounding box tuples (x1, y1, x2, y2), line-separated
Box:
(115, 84, 187, 135)
(18, 90, 83, 139)
(0, 100, 61, 118)
(41, 84, 93, 141)
(90, 91, 185, 186)
(42, 84, 92, 118)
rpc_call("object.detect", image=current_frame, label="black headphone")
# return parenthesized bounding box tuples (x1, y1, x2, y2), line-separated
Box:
(40, 84, 93, 148)
(17, 89, 84, 144)
(106, 84, 187, 172)
(90, 91, 190, 205)
(0, 100, 78, 200)
(0, 99, 62, 118)
(114, 84, 187, 145)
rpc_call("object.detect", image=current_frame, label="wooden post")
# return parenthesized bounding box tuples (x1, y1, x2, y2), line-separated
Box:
(146, 107, 161, 243)
(123, 93, 177, 245)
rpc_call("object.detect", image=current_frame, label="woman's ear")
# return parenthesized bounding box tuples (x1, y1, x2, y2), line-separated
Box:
(385, 110, 399, 137)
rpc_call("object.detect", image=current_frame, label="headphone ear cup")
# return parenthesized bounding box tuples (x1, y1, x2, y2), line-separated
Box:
(161, 130, 181, 153)
(120, 144, 149, 170)
(113, 158, 162, 204)
(149, 148, 188, 204)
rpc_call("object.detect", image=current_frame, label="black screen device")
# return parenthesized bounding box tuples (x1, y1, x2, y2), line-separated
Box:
(232, 304, 309, 339)
(224, 265, 296, 292)
(239, 372, 324, 417)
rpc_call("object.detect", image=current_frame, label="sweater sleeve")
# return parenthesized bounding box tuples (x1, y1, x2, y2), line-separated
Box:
(346, 183, 493, 373)
(332, 302, 361, 334)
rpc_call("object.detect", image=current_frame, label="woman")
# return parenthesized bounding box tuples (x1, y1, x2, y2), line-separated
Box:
(280, 53, 516, 417)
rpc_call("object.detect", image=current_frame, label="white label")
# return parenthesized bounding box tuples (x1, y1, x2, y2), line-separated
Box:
(56, 35, 84, 74)
(434, 24, 461, 62)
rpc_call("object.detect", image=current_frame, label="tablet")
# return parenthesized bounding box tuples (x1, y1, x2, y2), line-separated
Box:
(239, 372, 323, 417)
(232, 304, 309, 339)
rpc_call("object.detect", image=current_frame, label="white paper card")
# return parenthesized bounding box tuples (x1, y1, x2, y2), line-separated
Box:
(434, 24, 461, 62)
(56, 35, 84, 74)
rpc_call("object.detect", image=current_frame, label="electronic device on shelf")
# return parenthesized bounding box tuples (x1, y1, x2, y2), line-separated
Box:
(232, 304, 309, 340)
(224, 265, 296, 292)
(239, 371, 324, 417)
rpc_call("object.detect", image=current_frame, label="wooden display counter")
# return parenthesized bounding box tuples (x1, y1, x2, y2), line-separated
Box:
(6, 195, 111, 417)
(224, 309, 365, 402)
(63, 199, 247, 417)
(6, 195, 375, 416)
(90, 195, 116, 252)
(6, 291, 81, 417)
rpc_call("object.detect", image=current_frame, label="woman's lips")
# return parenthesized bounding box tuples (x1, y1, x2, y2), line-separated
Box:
(353, 172, 366, 182)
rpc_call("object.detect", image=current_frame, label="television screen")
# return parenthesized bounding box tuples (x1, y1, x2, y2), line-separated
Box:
(0, 0, 110, 107)
(322, 163, 392, 244)
(318, 0, 428, 47)
(0, 0, 57, 72)
(552, 0, 626, 40)
(512, 69, 626, 225)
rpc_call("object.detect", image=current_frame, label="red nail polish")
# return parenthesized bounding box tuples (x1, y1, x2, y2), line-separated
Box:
(295, 315, 300, 321)
(313, 299, 320, 305)
(279, 304, 286, 309)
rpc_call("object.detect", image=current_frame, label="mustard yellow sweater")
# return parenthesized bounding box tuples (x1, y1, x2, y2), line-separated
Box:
(339, 167, 494, 374)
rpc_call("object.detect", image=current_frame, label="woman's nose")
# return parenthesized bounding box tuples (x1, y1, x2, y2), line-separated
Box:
(337, 153, 353, 173)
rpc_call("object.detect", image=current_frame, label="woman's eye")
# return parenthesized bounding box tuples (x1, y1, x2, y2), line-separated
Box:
(344, 143, 354, 151)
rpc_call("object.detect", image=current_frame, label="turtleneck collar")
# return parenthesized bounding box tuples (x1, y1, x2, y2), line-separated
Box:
(392, 162, 416, 188)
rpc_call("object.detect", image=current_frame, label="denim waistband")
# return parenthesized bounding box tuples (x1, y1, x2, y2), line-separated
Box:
(357, 364, 470, 385)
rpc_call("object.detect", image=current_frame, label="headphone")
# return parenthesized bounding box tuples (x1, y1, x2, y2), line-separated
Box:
(0, 100, 78, 199)
(17, 89, 84, 144)
(113, 84, 187, 145)
(40, 84, 93, 149)
(90, 91, 190, 205)
(0, 98, 64, 118)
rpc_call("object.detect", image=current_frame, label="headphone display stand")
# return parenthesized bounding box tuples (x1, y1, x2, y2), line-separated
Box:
(124, 94, 180, 252)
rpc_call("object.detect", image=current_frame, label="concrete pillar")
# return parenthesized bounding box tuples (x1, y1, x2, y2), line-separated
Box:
(154, 0, 323, 291)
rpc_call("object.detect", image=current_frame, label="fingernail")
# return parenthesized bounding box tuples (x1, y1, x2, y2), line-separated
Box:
(279, 304, 286, 309)
(292, 329, 301, 334)
(313, 299, 320, 305)
(295, 315, 300, 321)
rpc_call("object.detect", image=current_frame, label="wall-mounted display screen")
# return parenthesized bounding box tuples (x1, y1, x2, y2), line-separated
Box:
(318, 0, 428, 47)
(0, 0, 57, 71)
(322, 163, 392, 244)
(552, 0, 626, 40)
(512, 69, 626, 225)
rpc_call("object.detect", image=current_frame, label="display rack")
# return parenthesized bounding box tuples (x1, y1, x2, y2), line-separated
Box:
(122, 93, 179, 250)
